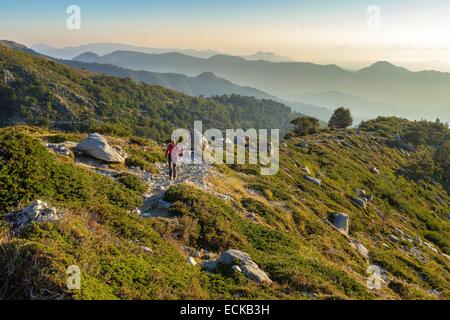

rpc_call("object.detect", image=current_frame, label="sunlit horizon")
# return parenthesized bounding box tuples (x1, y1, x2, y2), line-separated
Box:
(1, 0, 450, 72)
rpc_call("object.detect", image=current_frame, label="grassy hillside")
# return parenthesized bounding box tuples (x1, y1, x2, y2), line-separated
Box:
(0, 44, 295, 140)
(0, 119, 448, 300)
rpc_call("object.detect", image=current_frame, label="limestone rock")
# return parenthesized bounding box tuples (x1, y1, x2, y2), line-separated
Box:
(305, 175, 321, 186)
(370, 167, 380, 175)
(6, 200, 61, 228)
(389, 234, 400, 242)
(352, 197, 367, 209)
(328, 212, 349, 235)
(76, 133, 126, 163)
(297, 140, 309, 148)
(207, 249, 272, 284)
(202, 260, 219, 271)
(355, 242, 369, 259)
(187, 256, 197, 266)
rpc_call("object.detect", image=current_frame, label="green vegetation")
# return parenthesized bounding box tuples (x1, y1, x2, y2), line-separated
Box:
(290, 116, 321, 136)
(328, 107, 353, 129)
(0, 44, 296, 140)
(0, 117, 449, 300)
(360, 117, 450, 184)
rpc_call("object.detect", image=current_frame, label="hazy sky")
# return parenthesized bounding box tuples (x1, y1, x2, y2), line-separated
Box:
(1, 0, 450, 71)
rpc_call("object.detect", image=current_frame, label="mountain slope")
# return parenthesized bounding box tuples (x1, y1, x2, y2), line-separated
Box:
(75, 50, 450, 122)
(64, 60, 275, 99)
(0, 119, 449, 300)
(64, 59, 329, 120)
(0, 44, 296, 139)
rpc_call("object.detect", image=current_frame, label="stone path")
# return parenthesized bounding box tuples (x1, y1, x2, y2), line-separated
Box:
(141, 160, 209, 218)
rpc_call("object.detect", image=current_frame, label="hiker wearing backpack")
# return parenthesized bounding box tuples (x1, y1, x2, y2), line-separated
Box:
(165, 137, 184, 181)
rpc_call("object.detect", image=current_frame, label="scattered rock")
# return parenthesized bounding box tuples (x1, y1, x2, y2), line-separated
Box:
(442, 253, 450, 261)
(305, 175, 321, 186)
(141, 246, 153, 254)
(413, 236, 422, 245)
(370, 167, 380, 175)
(427, 289, 441, 297)
(132, 207, 142, 215)
(408, 247, 427, 263)
(354, 242, 370, 259)
(232, 265, 242, 273)
(393, 227, 404, 238)
(389, 234, 400, 242)
(76, 133, 126, 163)
(302, 166, 311, 175)
(328, 212, 349, 235)
(5, 200, 61, 228)
(355, 189, 366, 197)
(246, 212, 256, 219)
(297, 140, 309, 148)
(351, 197, 367, 209)
(187, 256, 197, 266)
(203, 249, 272, 284)
(154, 199, 172, 210)
(44, 142, 72, 156)
(202, 260, 219, 271)
(424, 242, 438, 254)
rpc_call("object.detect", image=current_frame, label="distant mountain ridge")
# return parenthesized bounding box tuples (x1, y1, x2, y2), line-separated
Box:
(32, 43, 293, 63)
(31, 43, 221, 60)
(71, 49, 450, 122)
(242, 51, 293, 62)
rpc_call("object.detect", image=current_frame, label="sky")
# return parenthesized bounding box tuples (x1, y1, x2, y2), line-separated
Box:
(1, 0, 450, 71)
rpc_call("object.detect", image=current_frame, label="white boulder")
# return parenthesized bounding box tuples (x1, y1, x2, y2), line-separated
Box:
(203, 249, 272, 284)
(7, 200, 61, 227)
(187, 256, 197, 266)
(76, 133, 126, 163)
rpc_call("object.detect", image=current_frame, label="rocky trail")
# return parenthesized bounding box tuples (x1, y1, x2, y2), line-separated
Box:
(140, 160, 210, 218)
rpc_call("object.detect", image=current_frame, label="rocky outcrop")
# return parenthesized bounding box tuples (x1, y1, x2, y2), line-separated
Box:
(202, 249, 272, 284)
(328, 212, 349, 235)
(2, 69, 15, 85)
(76, 133, 126, 163)
(5, 200, 61, 228)
(45, 142, 72, 156)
